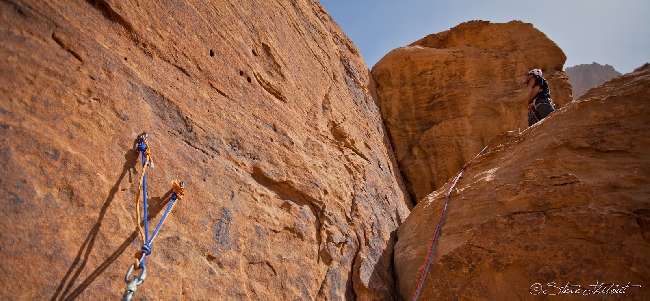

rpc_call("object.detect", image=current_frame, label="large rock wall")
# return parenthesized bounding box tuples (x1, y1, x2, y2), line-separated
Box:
(372, 20, 573, 203)
(394, 64, 650, 300)
(0, 0, 411, 300)
(566, 62, 622, 98)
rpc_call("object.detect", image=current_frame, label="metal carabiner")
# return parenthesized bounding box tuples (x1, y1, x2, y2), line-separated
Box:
(122, 264, 147, 301)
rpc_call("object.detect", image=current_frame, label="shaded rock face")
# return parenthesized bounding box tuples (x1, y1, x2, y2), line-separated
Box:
(566, 62, 622, 98)
(0, 0, 411, 300)
(394, 65, 650, 300)
(372, 20, 573, 203)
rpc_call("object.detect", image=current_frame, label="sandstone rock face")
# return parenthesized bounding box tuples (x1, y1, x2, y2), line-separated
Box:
(0, 0, 411, 300)
(394, 64, 650, 300)
(566, 62, 622, 98)
(372, 20, 573, 203)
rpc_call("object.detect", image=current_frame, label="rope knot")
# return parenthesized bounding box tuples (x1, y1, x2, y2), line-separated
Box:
(141, 244, 152, 256)
(136, 133, 148, 151)
(136, 133, 153, 164)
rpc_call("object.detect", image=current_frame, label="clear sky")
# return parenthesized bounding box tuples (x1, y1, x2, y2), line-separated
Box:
(319, 0, 649, 74)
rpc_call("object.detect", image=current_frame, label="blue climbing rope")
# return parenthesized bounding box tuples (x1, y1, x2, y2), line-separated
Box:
(134, 133, 183, 269)
(137, 138, 150, 251)
(123, 133, 184, 301)
(137, 189, 181, 269)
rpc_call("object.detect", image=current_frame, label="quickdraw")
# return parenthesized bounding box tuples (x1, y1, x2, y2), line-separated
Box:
(122, 133, 185, 301)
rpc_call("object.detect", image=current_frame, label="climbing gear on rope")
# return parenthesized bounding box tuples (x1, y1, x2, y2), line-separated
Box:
(135, 133, 153, 254)
(412, 146, 488, 301)
(122, 264, 146, 301)
(134, 179, 184, 268)
(122, 133, 184, 301)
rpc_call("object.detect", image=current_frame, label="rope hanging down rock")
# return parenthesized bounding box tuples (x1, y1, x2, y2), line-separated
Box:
(412, 146, 488, 301)
(135, 133, 153, 249)
(123, 133, 185, 301)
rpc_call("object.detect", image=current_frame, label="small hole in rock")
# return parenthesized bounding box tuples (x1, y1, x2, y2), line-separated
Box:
(210, 49, 214, 57)
(252, 50, 257, 56)
(124, 57, 128, 61)
(239, 70, 244, 76)
(247, 76, 251, 83)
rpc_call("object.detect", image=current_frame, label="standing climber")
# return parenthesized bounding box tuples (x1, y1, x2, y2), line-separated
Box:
(525, 69, 555, 126)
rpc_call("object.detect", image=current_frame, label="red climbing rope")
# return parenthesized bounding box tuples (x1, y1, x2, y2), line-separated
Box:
(412, 146, 488, 301)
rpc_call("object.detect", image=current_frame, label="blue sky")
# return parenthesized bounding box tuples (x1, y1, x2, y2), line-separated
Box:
(319, 0, 649, 74)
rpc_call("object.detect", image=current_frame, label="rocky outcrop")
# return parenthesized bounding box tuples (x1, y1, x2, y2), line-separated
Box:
(372, 20, 573, 203)
(394, 64, 650, 300)
(0, 0, 411, 300)
(566, 62, 622, 98)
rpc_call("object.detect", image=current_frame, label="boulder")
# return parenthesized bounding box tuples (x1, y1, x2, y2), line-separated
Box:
(372, 20, 573, 203)
(0, 0, 410, 299)
(394, 64, 650, 300)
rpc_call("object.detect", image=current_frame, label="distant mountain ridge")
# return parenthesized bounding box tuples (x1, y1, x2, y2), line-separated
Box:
(566, 62, 621, 98)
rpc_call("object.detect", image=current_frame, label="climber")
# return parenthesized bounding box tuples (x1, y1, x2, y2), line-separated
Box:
(525, 69, 555, 126)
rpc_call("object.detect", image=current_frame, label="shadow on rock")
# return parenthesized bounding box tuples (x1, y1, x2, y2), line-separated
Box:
(51, 147, 173, 300)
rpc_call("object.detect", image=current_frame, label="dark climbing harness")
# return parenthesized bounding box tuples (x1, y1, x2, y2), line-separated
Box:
(528, 97, 556, 126)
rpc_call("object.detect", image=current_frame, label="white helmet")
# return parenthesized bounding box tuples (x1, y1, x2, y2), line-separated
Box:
(528, 69, 542, 77)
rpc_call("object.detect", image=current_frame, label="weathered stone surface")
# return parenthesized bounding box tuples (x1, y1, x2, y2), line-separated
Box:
(395, 64, 650, 300)
(0, 0, 410, 300)
(566, 62, 622, 98)
(372, 20, 573, 203)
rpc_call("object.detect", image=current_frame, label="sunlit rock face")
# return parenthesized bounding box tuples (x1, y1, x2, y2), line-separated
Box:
(0, 0, 411, 299)
(372, 20, 572, 203)
(394, 64, 650, 301)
